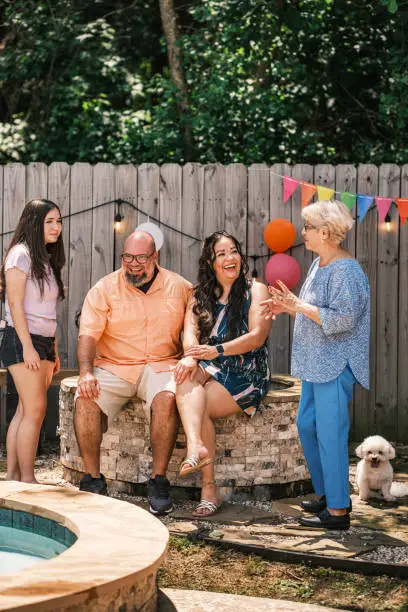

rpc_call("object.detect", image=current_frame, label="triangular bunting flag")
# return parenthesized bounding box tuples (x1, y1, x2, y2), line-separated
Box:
(396, 198, 408, 226)
(340, 192, 357, 211)
(301, 182, 317, 208)
(317, 186, 334, 201)
(375, 197, 393, 223)
(357, 194, 374, 223)
(283, 176, 300, 203)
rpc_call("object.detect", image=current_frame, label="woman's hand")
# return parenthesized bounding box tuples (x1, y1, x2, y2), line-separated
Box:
(184, 344, 218, 361)
(23, 343, 41, 370)
(268, 281, 300, 314)
(259, 300, 286, 320)
(53, 353, 60, 376)
(174, 356, 198, 385)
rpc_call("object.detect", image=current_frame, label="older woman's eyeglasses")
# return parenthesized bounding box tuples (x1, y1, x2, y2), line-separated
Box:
(121, 251, 154, 264)
(303, 223, 317, 231)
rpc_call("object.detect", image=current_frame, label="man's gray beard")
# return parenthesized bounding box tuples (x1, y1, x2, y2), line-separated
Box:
(125, 271, 147, 287)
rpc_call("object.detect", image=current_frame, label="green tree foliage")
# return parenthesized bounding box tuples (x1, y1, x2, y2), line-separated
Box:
(0, 0, 407, 164)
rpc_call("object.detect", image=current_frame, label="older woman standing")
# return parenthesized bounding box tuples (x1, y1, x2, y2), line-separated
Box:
(262, 200, 370, 530)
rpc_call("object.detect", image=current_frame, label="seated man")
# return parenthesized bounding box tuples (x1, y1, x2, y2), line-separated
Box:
(74, 229, 191, 515)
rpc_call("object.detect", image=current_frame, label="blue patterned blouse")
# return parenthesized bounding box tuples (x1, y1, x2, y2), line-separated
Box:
(291, 257, 370, 389)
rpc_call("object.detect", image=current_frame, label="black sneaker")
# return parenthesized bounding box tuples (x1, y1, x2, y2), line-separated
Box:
(148, 475, 173, 515)
(79, 473, 108, 495)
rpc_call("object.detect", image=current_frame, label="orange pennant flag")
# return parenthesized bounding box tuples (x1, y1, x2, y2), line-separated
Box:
(301, 182, 317, 208)
(396, 198, 408, 226)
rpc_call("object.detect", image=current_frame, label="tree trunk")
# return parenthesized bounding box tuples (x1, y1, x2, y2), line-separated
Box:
(159, 0, 193, 161)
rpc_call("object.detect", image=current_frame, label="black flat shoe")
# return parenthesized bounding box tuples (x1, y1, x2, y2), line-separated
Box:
(299, 508, 350, 531)
(300, 495, 327, 513)
(300, 496, 352, 514)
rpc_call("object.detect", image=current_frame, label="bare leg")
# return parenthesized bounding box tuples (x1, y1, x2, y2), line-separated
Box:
(176, 370, 211, 464)
(195, 379, 241, 516)
(150, 391, 179, 477)
(8, 361, 54, 483)
(6, 400, 23, 481)
(74, 398, 106, 478)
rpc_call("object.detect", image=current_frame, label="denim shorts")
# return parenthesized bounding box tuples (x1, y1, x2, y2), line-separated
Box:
(1, 326, 56, 368)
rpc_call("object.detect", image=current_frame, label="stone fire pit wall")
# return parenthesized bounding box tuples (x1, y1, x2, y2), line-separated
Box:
(59, 375, 310, 501)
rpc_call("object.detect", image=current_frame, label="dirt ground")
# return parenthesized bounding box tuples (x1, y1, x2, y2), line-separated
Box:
(1, 446, 408, 612)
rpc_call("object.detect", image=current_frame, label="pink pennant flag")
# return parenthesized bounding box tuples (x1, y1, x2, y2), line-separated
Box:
(375, 197, 393, 223)
(283, 176, 300, 203)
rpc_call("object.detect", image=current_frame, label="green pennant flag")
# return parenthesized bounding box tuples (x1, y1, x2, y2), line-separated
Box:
(341, 192, 357, 211)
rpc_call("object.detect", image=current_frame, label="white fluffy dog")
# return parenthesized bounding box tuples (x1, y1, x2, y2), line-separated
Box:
(355, 435, 408, 501)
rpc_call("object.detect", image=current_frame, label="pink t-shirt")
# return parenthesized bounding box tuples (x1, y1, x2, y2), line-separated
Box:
(5, 243, 58, 337)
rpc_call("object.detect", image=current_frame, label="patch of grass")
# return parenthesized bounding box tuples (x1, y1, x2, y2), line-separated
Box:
(245, 556, 269, 577)
(159, 539, 408, 610)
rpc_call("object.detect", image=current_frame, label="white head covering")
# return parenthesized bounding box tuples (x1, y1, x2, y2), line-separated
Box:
(136, 222, 164, 251)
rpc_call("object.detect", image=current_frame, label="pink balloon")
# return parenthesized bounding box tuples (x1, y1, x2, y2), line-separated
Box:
(265, 253, 301, 290)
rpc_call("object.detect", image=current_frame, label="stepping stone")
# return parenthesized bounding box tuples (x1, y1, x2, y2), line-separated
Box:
(171, 502, 280, 525)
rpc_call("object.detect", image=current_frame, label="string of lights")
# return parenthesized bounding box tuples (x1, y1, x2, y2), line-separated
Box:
(0, 190, 393, 279)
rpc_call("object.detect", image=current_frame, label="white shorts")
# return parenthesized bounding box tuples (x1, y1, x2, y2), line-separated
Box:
(74, 365, 176, 425)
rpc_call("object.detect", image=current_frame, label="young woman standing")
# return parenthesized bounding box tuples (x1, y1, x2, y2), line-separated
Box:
(1, 199, 65, 483)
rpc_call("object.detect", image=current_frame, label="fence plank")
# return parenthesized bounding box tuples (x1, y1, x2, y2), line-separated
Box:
(68, 163, 93, 367)
(203, 164, 225, 237)
(268, 164, 292, 374)
(247, 164, 269, 282)
(181, 163, 204, 284)
(137, 163, 160, 226)
(159, 164, 182, 274)
(336, 165, 357, 256)
(91, 164, 115, 285)
(290, 165, 314, 345)
(3, 164, 26, 254)
(26, 163, 48, 201)
(398, 165, 408, 440)
(376, 164, 400, 440)
(48, 162, 71, 367)
(353, 165, 379, 440)
(225, 164, 247, 248)
(115, 165, 138, 269)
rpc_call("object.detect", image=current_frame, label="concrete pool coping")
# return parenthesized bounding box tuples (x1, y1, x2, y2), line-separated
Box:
(0, 481, 168, 611)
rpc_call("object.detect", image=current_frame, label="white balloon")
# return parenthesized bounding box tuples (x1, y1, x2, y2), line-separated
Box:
(136, 222, 164, 251)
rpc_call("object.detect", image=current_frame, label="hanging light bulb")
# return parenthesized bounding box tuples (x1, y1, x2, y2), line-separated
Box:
(385, 212, 391, 232)
(114, 202, 123, 231)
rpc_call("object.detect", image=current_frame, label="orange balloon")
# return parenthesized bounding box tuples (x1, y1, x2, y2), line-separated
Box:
(264, 218, 296, 252)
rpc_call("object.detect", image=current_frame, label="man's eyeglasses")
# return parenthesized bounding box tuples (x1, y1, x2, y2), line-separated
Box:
(303, 224, 317, 231)
(121, 251, 155, 264)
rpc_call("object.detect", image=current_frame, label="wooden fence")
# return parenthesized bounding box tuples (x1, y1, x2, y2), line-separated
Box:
(0, 162, 406, 442)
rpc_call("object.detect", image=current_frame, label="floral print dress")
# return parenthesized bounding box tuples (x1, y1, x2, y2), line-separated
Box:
(199, 288, 270, 416)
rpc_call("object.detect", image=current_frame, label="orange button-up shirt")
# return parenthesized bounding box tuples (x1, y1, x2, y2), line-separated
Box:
(79, 266, 192, 383)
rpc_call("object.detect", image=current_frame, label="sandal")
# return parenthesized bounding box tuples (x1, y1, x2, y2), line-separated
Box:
(179, 455, 214, 477)
(192, 499, 222, 517)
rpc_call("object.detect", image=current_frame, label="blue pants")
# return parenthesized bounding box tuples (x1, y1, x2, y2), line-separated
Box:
(296, 365, 356, 509)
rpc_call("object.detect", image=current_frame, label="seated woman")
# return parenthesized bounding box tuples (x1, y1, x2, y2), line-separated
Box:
(174, 231, 272, 517)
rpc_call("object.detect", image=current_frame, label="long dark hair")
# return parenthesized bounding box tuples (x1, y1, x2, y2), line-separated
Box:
(193, 231, 249, 344)
(0, 199, 66, 301)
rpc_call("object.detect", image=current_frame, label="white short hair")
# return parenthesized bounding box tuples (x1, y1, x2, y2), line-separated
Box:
(302, 200, 354, 244)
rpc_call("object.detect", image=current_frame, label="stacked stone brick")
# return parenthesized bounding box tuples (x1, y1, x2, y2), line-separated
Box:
(59, 375, 309, 500)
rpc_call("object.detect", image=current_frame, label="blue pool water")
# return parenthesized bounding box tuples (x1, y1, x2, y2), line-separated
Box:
(0, 508, 77, 575)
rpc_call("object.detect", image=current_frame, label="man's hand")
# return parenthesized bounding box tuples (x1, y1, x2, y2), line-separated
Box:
(184, 344, 218, 361)
(174, 356, 198, 384)
(77, 372, 100, 400)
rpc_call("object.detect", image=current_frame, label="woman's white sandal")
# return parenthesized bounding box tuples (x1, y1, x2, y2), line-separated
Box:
(192, 499, 222, 517)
